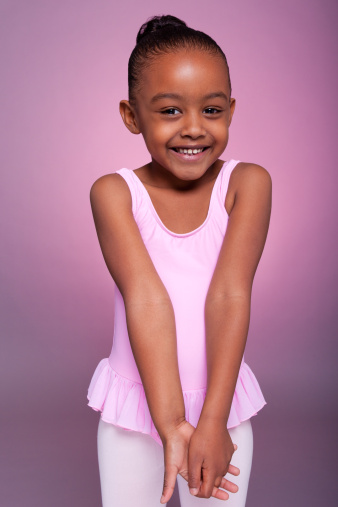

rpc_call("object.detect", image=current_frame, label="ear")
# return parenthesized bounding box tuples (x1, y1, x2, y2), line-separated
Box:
(119, 100, 141, 135)
(228, 98, 236, 127)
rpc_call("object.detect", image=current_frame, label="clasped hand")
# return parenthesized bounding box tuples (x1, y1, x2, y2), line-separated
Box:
(160, 418, 239, 504)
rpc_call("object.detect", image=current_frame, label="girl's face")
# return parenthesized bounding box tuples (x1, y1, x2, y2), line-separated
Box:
(120, 49, 236, 182)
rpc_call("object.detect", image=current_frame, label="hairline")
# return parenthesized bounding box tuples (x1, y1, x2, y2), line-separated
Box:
(129, 47, 231, 104)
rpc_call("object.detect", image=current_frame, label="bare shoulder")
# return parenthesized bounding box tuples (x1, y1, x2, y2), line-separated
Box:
(225, 162, 271, 216)
(90, 172, 132, 211)
(230, 162, 272, 191)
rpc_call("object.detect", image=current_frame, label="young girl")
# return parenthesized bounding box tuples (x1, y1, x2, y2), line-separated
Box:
(87, 14, 272, 507)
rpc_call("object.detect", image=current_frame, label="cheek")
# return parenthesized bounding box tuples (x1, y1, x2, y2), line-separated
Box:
(211, 122, 229, 140)
(148, 123, 176, 145)
(142, 129, 169, 154)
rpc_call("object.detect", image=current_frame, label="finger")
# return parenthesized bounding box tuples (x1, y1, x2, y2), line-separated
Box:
(233, 443, 238, 451)
(198, 468, 217, 499)
(183, 470, 231, 501)
(228, 464, 240, 476)
(212, 476, 230, 501)
(188, 453, 202, 496)
(160, 464, 178, 504)
(189, 482, 231, 501)
(192, 481, 232, 501)
(211, 485, 230, 501)
(214, 476, 222, 488)
(220, 476, 239, 493)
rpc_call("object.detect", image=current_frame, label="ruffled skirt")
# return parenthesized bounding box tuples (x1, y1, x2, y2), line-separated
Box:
(87, 358, 266, 446)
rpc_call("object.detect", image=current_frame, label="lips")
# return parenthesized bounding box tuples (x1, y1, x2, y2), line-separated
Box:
(170, 146, 210, 161)
(171, 146, 209, 155)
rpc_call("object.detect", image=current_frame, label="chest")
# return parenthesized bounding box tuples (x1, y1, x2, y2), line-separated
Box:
(141, 180, 235, 235)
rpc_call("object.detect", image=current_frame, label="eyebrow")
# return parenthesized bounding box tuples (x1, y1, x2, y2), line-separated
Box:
(150, 92, 228, 103)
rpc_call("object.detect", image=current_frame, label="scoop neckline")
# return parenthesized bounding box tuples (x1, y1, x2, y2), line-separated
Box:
(129, 161, 228, 238)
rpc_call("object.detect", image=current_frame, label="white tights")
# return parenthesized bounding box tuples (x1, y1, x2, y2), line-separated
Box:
(97, 418, 253, 507)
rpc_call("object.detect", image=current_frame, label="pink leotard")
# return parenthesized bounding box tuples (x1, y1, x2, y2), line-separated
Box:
(87, 159, 266, 446)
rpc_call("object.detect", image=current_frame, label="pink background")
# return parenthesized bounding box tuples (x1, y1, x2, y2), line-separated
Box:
(1, 0, 337, 505)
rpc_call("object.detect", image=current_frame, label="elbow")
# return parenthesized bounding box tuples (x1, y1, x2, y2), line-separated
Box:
(205, 290, 251, 307)
(205, 293, 251, 322)
(124, 289, 173, 310)
(119, 276, 173, 309)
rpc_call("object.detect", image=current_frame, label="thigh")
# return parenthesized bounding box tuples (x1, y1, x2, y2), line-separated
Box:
(97, 418, 166, 507)
(177, 418, 253, 507)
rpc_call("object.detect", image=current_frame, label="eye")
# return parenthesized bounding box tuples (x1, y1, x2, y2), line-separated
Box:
(204, 107, 222, 114)
(161, 108, 180, 115)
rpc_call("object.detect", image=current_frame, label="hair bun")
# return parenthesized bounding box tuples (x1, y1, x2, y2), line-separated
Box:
(136, 15, 187, 44)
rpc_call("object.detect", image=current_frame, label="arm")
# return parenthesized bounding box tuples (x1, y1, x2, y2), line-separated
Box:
(90, 173, 185, 440)
(188, 163, 272, 498)
(202, 163, 272, 422)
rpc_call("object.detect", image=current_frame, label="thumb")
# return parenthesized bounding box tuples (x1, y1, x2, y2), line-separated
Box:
(188, 457, 202, 496)
(160, 463, 178, 504)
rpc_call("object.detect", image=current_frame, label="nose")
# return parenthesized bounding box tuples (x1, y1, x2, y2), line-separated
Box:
(180, 112, 206, 139)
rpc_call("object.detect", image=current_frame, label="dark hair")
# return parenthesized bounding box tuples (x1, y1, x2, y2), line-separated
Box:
(128, 14, 232, 105)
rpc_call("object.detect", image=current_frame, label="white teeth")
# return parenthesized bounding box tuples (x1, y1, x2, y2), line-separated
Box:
(177, 148, 203, 155)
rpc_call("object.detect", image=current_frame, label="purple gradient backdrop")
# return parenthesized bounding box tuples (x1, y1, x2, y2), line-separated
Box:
(1, 1, 337, 505)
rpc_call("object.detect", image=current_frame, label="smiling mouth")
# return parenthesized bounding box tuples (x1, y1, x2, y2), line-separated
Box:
(171, 147, 209, 155)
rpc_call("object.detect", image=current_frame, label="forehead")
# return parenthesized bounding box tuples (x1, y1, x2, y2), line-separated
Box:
(138, 49, 230, 101)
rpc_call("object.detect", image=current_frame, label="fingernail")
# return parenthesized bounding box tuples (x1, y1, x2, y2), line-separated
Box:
(189, 488, 198, 495)
(160, 495, 165, 503)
